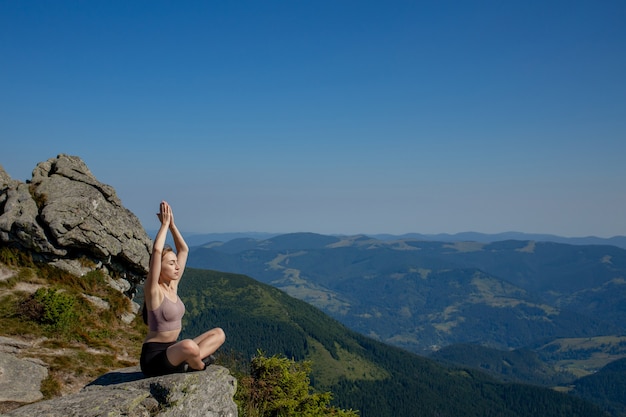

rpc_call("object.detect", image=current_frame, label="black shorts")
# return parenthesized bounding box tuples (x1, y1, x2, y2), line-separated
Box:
(140, 341, 186, 377)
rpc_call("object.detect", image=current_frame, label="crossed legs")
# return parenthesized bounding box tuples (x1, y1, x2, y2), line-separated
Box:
(166, 327, 226, 371)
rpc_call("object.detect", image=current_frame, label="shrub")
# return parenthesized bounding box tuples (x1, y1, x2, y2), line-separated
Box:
(236, 351, 359, 417)
(20, 288, 77, 331)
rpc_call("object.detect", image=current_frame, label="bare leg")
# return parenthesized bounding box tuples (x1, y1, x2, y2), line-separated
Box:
(166, 327, 225, 370)
(194, 327, 226, 358)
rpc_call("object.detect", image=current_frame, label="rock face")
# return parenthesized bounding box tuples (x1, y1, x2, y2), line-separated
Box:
(0, 154, 152, 294)
(0, 337, 48, 408)
(2, 365, 238, 417)
(0, 156, 239, 416)
(0, 349, 48, 404)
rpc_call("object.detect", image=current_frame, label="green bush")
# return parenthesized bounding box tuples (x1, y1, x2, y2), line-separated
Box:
(21, 288, 77, 331)
(236, 351, 359, 417)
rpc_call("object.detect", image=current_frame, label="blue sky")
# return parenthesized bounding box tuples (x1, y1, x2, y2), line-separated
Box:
(2, 1, 625, 238)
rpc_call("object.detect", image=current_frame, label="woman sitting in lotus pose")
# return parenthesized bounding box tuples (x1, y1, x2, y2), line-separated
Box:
(140, 201, 225, 377)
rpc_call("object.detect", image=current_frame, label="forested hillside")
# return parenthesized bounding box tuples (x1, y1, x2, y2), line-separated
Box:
(429, 343, 577, 386)
(570, 358, 626, 417)
(178, 267, 609, 417)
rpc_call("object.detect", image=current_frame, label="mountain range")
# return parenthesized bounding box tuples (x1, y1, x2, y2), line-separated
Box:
(177, 267, 614, 417)
(182, 231, 626, 414)
(3, 156, 622, 415)
(176, 230, 626, 249)
(186, 232, 626, 370)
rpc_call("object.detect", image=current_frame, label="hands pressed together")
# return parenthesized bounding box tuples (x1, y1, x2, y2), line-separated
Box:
(157, 201, 175, 227)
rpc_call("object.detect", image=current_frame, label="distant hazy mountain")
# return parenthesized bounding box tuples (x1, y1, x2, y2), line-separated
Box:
(372, 231, 626, 249)
(145, 231, 280, 247)
(188, 232, 626, 356)
(151, 230, 626, 249)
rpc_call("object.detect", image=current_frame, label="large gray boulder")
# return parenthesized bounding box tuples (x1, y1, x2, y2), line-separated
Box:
(0, 352, 48, 404)
(2, 365, 238, 417)
(0, 155, 152, 293)
(0, 337, 48, 409)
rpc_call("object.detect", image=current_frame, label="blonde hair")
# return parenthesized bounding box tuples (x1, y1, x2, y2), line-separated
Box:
(149, 245, 174, 262)
(162, 245, 174, 257)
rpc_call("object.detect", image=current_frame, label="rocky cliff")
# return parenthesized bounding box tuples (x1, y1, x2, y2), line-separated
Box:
(0, 155, 238, 416)
(0, 154, 151, 296)
(2, 365, 237, 417)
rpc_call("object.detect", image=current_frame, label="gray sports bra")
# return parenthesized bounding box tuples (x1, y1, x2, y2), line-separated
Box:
(147, 295, 185, 332)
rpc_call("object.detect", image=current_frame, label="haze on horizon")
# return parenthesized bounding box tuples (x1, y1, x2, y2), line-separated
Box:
(2, 1, 625, 239)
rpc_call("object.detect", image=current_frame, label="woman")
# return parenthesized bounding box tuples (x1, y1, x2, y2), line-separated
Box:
(140, 201, 225, 377)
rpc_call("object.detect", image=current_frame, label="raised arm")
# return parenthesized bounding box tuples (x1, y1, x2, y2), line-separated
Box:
(169, 207, 189, 276)
(144, 201, 172, 309)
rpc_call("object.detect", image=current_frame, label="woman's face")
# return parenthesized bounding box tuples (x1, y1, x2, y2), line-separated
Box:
(160, 251, 180, 281)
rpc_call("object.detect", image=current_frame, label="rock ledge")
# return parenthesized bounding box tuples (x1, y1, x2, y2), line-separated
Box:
(1, 365, 238, 417)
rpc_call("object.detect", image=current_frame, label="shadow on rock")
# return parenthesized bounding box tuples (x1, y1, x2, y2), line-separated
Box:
(86, 368, 146, 387)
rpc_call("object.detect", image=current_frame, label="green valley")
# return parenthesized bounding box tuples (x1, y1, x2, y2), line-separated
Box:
(178, 267, 610, 417)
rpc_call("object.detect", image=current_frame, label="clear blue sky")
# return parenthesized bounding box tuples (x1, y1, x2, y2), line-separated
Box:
(2, 1, 625, 238)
